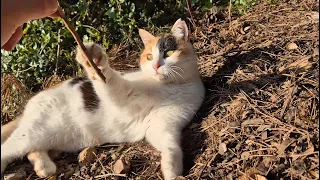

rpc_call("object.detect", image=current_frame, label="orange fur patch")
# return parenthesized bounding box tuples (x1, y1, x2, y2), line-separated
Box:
(27, 151, 43, 163)
(140, 37, 160, 64)
(176, 42, 190, 57)
(139, 35, 192, 64)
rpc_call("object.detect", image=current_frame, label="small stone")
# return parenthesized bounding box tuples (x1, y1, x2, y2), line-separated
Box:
(78, 147, 97, 166)
(287, 43, 298, 50)
(113, 158, 131, 174)
(218, 142, 228, 155)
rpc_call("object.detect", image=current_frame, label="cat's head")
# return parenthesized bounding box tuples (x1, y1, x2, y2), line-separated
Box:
(139, 19, 199, 84)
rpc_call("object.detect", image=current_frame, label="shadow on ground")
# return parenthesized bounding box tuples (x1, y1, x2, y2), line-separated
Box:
(181, 46, 290, 176)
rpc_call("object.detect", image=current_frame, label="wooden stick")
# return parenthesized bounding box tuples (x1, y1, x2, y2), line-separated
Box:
(56, 6, 106, 83)
(184, 0, 196, 29)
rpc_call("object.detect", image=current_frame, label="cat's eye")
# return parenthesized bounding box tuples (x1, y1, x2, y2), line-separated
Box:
(147, 54, 153, 61)
(166, 51, 174, 57)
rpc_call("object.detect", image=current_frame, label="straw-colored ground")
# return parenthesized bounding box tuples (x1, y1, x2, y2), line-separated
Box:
(1, 1, 319, 179)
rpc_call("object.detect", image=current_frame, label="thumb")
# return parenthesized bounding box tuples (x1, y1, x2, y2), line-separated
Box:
(13, 0, 58, 24)
(2, 26, 23, 51)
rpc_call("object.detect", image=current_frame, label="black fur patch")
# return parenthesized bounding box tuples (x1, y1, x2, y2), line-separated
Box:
(157, 35, 178, 58)
(79, 81, 100, 111)
(69, 77, 88, 86)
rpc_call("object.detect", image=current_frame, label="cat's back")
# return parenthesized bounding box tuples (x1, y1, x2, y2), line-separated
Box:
(24, 77, 92, 114)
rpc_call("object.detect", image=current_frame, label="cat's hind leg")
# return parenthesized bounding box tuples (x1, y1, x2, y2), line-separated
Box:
(27, 151, 57, 178)
(1, 130, 31, 173)
(1, 116, 22, 144)
(1, 116, 57, 175)
(1, 118, 57, 177)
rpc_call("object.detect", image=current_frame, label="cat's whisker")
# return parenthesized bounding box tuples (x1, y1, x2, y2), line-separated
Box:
(168, 70, 179, 85)
(168, 69, 178, 85)
(170, 68, 186, 83)
(165, 70, 173, 81)
(170, 66, 184, 74)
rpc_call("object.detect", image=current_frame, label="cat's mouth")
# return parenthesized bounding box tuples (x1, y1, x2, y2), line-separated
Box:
(154, 73, 167, 81)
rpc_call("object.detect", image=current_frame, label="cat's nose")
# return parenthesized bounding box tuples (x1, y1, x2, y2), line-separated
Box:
(153, 63, 160, 71)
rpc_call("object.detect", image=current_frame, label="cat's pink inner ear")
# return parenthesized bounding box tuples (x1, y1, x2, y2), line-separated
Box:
(139, 29, 155, 46)
(171, 19, 189, 42)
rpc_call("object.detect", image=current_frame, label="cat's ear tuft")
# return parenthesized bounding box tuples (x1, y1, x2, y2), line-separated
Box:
(139, 29, 155, 46)
(171, 19, 189, 42)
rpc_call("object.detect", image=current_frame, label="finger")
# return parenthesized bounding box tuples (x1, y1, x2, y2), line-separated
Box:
(2, 26, 23, 51)
(12, 0, 58, 24)
(48, 11, 60, 18)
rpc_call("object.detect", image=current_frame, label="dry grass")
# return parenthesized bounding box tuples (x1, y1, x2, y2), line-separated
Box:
(1, 74, 33, 125)
(1, 0, 319, 179)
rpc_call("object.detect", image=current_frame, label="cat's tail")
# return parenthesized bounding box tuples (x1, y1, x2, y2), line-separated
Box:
(1, 116, 22, 144)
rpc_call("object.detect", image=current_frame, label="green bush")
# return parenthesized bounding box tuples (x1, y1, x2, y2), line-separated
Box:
(233, 0, 256, 15)
(189, 0, 256, 14)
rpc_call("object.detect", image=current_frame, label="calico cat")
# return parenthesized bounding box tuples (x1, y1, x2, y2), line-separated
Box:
(1, 19, 205, 180)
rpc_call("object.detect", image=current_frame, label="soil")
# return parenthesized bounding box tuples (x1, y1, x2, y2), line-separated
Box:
(1, 0, 319, 179)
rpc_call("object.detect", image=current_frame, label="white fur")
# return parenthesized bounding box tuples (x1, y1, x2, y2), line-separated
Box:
(1, 23, 205, 180)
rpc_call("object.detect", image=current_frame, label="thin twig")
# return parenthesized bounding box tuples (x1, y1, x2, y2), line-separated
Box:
(197, 153, 217, 180)
(228, 0, 232, 30)
(94, 173, 127, 178)
(55, 29, 61, 75)
(56, 6, 106, 82)
(184, 0, 196, 29)
(92, 151, 109, 177)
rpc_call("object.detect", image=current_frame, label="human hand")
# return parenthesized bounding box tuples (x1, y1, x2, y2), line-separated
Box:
(1, 0, 59, 51)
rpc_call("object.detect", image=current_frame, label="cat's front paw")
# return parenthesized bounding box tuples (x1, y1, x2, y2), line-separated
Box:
(76, 42, 109, 79)
(34, 159, 57, 178)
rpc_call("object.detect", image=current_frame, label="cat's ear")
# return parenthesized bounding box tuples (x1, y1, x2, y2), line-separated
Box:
(171, 18, 189, 42)
(139, 29, 155, 46)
